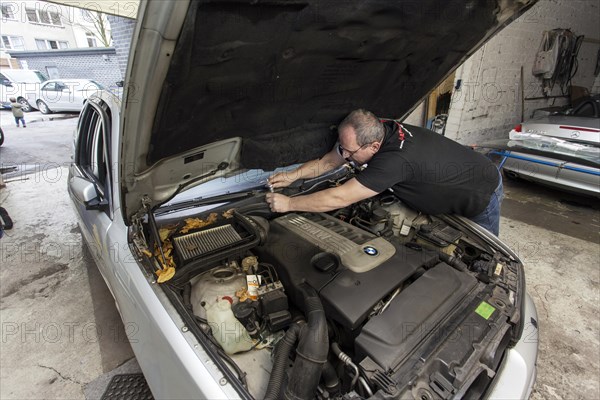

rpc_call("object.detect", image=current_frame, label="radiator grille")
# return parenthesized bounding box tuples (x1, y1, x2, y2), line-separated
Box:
(173, 224, 242, 262)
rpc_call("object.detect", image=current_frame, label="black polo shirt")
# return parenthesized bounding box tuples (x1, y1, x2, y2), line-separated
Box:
(355, 122, 499, 217)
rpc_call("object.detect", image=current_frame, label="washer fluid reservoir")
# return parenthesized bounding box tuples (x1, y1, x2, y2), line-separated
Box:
(205, 298, 254, 354)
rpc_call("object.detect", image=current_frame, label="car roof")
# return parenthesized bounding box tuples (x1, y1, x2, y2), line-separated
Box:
(44, 79, 94, 83)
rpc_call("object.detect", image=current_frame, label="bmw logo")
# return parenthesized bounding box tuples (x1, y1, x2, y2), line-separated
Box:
(363, 246, 379, 256)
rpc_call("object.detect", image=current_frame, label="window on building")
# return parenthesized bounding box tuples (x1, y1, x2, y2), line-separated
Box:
(26, 7, 63, 26)
(26, 8, 38, 22)
(0, 35, 25, 51)
(39, 10, 51, 24)
(35, 39, 69, 50)
(86, 32, 98, 47)
(50, 11, 61, 25)
(1, 3, 16, 19)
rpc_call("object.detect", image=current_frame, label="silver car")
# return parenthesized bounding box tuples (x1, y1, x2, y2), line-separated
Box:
(500, 95, 600, 197)
(68, 1, 538, 399)
(24, 79, 104, 114)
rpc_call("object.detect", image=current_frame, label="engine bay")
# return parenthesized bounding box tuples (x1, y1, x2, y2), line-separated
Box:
(130, 172, 524, 400)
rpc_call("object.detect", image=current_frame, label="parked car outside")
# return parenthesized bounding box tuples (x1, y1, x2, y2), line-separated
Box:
(68, 1, 539, 399)
(0, 68, 47, 111)
(500, 95, 600, 197)
(24, 79, 104, 114)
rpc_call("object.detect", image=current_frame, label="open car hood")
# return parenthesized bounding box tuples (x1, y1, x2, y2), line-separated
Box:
(120, 0, 536, 222)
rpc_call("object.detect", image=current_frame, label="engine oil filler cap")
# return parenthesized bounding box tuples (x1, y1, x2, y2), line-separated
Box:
(363, 246, 379, 256)
(311, 252, 339, 273)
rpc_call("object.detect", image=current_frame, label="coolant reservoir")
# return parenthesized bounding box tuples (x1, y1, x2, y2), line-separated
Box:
(205, 298, 254, 354)
(190, 265, 246, 319)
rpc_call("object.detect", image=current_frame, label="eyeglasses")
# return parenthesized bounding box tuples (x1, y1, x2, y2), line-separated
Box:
(338, 143, 368, 159)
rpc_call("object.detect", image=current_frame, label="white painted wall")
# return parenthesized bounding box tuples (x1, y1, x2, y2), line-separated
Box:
(445, 0, 600, 144)
(0, 0, 111, 52)
(1, 1, 77, 50)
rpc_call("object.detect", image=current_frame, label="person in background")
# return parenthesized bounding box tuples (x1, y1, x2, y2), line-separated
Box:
(9, 97, 26, 128)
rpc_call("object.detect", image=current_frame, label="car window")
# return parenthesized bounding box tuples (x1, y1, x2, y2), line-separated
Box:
(75, 102, 112, 209)
(42, 82, 55, 91)
(0, 73, 11, 86)
(34, 71, 48, 82)
(89, 80, 105, 90)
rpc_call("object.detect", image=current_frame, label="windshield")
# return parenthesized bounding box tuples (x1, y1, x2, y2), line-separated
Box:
(89, 80, 105, 90)
(34, 71, 48, 82)
(158, 165, 300, 215)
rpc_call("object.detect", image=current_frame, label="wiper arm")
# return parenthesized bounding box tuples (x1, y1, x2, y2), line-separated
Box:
(156, 190, 259, 215)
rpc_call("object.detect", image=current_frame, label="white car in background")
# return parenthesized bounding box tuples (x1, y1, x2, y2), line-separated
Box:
(24, 79, 104, 114)
(0, 68, 47, 110)
(491, 95, 600, 197)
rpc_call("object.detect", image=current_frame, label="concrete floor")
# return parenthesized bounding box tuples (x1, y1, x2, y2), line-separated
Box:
(0, 113, 599, 399)
(500, 179, 599, 400)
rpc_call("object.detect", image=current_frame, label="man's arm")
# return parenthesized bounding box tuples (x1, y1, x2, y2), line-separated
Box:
(269, 146, 345, 188)
(265, 178, 379, 213)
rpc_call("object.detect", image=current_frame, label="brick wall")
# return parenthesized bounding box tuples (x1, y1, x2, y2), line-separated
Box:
(445, 0, 600, 144)
(7, 48, 122, 90)
(107, 15, 136, 77)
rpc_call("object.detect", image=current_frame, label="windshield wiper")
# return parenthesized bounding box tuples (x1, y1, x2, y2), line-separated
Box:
(155, 190, 260, 215)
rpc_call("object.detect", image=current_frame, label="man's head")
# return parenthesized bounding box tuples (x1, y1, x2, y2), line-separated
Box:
(9, 97, 16, 102)
(338, 109, 384, 164)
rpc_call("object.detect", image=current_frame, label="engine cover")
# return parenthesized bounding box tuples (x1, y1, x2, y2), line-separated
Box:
(274, 213, 397, 273)
(254, 213, 440, 330)
(354, 262, 478, 370)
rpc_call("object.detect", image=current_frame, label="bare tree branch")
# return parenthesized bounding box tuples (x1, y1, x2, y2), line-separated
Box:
(74, 10, 112, 47)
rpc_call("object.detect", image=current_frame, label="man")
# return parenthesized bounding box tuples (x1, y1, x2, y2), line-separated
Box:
(265, 109, 503, 235)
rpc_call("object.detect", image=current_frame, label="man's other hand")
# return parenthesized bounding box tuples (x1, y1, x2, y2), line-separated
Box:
(265, 193, 293, 213)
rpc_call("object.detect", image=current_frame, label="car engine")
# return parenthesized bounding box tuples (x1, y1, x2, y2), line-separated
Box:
(142, 182, 523, 400)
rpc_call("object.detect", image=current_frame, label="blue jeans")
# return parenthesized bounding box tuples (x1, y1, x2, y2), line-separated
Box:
(14, 116, 26, 127)
(469, 173, 503, 236)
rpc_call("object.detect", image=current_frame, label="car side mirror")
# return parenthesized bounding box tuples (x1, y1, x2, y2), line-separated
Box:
(115, 80, 124, 87)
(69, 176, 108, 211)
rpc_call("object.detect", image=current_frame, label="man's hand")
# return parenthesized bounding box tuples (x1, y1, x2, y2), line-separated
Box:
(268, 172, 296, 189)
(265, 193, 293, 213)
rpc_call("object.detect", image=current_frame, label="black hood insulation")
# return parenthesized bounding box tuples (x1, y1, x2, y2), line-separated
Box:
(150, 0, 533, 169)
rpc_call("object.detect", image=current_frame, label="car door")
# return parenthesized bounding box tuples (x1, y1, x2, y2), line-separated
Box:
(63, 81, 88, 112)
(39, 81, 61, 111)
(53, 81, 73, 111)
(68, 101, 115, 290)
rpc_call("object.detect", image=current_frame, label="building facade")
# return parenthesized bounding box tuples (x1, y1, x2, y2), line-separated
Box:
(0, 0, 113, 68)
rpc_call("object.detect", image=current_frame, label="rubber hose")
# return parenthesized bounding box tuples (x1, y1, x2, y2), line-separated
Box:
(438, 251, 468, 272)
(321, 361, 340, 393)
(284, 283, 329, 400)
(264, 322, 303, 400)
